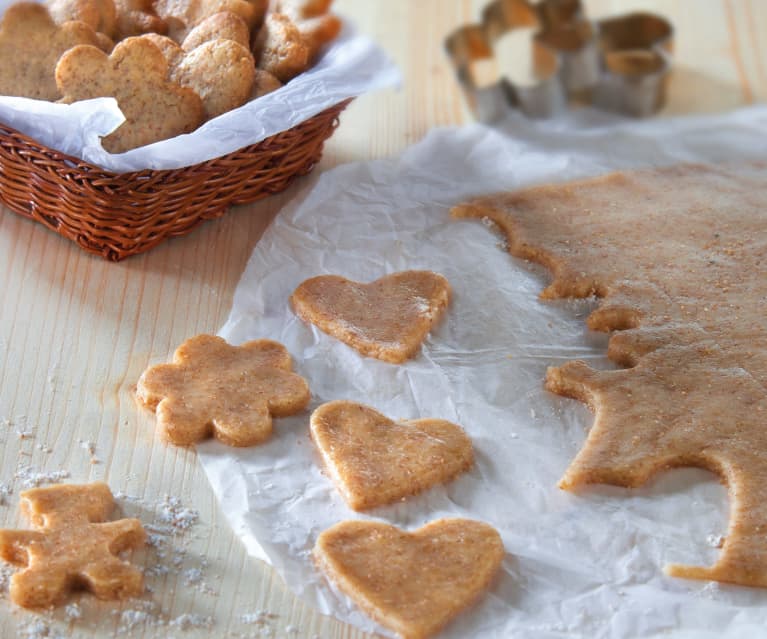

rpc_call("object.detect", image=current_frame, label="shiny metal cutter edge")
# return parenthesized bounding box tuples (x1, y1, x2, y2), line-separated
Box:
(444, 0, 674, 121)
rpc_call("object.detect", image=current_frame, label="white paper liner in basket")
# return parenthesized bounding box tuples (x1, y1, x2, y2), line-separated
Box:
(197, 105, 767, 639)
(0, 0, 399, 173)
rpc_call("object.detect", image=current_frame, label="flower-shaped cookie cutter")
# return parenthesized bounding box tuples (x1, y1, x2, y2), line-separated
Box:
(445, 0, 673, 120)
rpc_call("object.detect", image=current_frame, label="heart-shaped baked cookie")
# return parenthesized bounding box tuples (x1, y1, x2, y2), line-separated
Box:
(311, 401, 473, 510)
(314, 518, 504, 639)
(290, 270, 451, 363)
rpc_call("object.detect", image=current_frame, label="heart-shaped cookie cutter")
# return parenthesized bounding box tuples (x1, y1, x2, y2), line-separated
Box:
(445, 0, 673, 120)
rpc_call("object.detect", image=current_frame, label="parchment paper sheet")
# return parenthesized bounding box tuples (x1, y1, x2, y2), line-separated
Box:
(198, 105, 767, 638)
(0, 0, 399, 172)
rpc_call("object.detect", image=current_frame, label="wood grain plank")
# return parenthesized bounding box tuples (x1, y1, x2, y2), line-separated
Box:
(0, 1, 760, 638)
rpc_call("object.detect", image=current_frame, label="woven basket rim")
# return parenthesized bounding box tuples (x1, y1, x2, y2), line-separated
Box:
(0, 98, 353, 179)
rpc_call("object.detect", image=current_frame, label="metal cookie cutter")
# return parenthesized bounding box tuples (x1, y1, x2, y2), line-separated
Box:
(445, 0, 674, 120)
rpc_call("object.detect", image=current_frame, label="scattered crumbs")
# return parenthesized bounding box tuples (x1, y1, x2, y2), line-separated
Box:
(144, 523, 175, 536)
(706, 534, 725, 548)
(14, 466, 70, 489)
(698, 581, 721, 599)
(240, 611, 274, 625)
(147, 564, 170, 577)
(169, 613, 214, 631)
(17, 618, 65, 639)
(183, 568, 202, 585)
(0, 417, 10, 428)
(115, 491, 142, 504)
(79, 440, 100, 464)
(0, 482, 12, 505)
(158, 495, 200, 531)
(0, 563, 14, 593)
(64, 603, 82, 620)
(509, 433, 519, 439)
(79, 440, 96, 455)
(285, 625, 299, 636)
(530, 408, 537, 419)
(480, 215, 496, 229)
(35, 443, 53, 454)
(118, 609, 152, 631)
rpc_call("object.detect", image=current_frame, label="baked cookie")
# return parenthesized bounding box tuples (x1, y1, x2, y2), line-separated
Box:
(275, 0, 340, 60)
(253, 12, 309, 83)
(141, 33, 254, 120)
(137, 334, 310, 447)
(0, 482, 145, 608)
(276, 0, 333, 20)
(291, 271, 451, 363)
(453, 162, 767, 587)
(314, 518, 504, 639)
(0, 2, 104, 100)
(46, 0, 117, 37)
(56, 36, 205, 152)
(113, 0, 166, 38)
(311, 401, 473, 510)
(172, 39, 255, 119)
(155, 0, 267, 41)
(181, 10, 250, 50)
(251, 68, 282, 98)
(297, 14, 341, 61)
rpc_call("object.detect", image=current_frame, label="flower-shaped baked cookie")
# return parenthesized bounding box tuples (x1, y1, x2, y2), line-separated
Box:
(0, 2, 103, 100)
(137, 334, 310, 447)
(56, 36, 205, 152)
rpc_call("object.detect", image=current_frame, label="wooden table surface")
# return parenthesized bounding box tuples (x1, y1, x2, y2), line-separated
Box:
(0, 1, 764, 637)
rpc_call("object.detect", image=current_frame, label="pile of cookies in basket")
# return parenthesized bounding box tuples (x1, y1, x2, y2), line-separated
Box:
(0, 0, 341, 152)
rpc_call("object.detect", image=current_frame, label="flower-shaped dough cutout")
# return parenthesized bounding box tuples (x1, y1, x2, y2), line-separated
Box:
(453, 162, 767, 588)
(291, 270, 451, 364)
(137, 334, 310, 447)
(0, 2, 103, 100)
(311, 401, 473, 511)
(0, 482, 145, 609)
(55, 36, 204, 152)
(314, 518, 504, 639)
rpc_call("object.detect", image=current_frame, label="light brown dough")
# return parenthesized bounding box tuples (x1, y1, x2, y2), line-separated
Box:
(452, 162, 767, 587)
(314, 518, 504, 639)
(291, 270, 451, 363)
(137, 334, 310, 446)
(311, 400, 473, 510)
(0, 482, 145, 608)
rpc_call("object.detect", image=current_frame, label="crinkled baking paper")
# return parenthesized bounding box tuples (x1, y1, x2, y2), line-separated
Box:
(199, 105, 767, 638)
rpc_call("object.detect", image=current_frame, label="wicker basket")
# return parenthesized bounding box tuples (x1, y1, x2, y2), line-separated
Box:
(0, 98, 351, 261)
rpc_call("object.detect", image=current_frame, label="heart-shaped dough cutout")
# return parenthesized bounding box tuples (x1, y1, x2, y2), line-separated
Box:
(311, 401, 473, 510)
(291, 270, 451, 363)
(314, 518, 504, 639)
